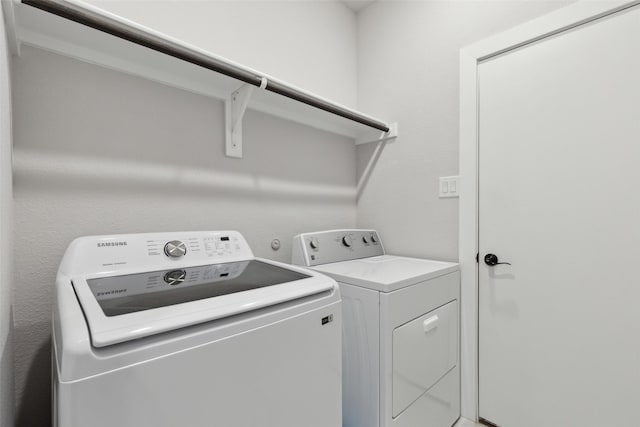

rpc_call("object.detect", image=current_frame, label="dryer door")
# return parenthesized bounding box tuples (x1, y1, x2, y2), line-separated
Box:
(392, 300, 458, 417)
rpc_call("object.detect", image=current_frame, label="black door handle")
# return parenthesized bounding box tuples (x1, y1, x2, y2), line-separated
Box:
(484, 253, 511, 266)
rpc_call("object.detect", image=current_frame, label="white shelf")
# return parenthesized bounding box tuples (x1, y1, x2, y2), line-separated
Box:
(7, 0, 397, 151)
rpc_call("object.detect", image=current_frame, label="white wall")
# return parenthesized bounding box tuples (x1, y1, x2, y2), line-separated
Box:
(356, 0, 572, 261)
(87, 0, 359, 108)
(11, 2, 359, 425)
(0, 2, 14, 427)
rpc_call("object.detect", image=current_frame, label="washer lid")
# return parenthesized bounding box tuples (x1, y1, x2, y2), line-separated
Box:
(73, 259, 334, 347)
(310, 255, 459, 292)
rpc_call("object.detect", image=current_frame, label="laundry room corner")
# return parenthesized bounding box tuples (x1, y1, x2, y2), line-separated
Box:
(8, 1, 638, 427)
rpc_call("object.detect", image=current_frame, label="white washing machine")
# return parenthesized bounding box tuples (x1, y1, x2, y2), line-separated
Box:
(53, 230, 342, 427)
(292, 229, 460, 427)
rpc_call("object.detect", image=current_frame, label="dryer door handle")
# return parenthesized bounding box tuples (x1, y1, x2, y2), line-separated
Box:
(423, 315, 439, 333)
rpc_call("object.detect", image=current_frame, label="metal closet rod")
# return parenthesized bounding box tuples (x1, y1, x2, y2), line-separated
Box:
(22, 0, 391, 133)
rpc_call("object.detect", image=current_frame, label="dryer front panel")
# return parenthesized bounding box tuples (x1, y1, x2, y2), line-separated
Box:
(392, 300, 458, 418)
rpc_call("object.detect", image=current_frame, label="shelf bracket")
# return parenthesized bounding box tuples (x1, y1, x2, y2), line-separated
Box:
(225, 78, 267, 158)
(355, 122, 398, 146)
(225, 84, 253, 158)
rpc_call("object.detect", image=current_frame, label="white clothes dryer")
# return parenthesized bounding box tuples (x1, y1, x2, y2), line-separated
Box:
(292, 229, 460, 427)
(54, 230, 342, 427)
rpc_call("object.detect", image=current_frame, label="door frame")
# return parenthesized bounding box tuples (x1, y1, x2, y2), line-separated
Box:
(458, 0, 640, 421)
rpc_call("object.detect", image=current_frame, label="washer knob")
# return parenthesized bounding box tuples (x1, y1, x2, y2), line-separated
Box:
(362, 236, 369, 244)
(309, 237, 320, 249)
(164, 269, 186, 285)
(370, 234, 378, 244)
(342, 235, 353, 247)
(164, 240, 187, 258)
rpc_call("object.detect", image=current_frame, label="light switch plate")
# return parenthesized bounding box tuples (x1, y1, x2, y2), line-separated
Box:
(439, 176, 459, 198)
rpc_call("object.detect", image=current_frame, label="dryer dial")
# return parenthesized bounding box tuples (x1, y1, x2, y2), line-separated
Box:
(342, 235, 353, 247)
(309, 237, 320, 249)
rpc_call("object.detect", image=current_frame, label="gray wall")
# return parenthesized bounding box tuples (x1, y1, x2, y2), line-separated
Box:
(86, 0, 359, 108)
(356, 0, 572, 261)
(0, 2, 14, 427)
(12, 45, 357, 426)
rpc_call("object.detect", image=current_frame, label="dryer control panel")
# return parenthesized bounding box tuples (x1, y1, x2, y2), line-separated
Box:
(292, 229, 385, 267)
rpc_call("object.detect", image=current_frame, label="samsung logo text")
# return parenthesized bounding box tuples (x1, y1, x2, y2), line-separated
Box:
(97, 242, 128, 247)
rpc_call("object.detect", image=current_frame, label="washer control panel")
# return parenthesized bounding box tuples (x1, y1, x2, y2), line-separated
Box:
(63, 231, 253, 276)
(292, 229, 384, 267)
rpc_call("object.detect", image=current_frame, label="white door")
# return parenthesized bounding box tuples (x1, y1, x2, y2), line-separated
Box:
(478, 5, 640, 427)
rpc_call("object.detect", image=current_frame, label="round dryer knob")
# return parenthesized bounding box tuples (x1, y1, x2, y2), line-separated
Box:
(341, 235, 353, 247)
(362, 236, 369, 244)
(309, 237, 320, 249)
(164, 240, 187, 258)
(370, 234, 378, 244)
